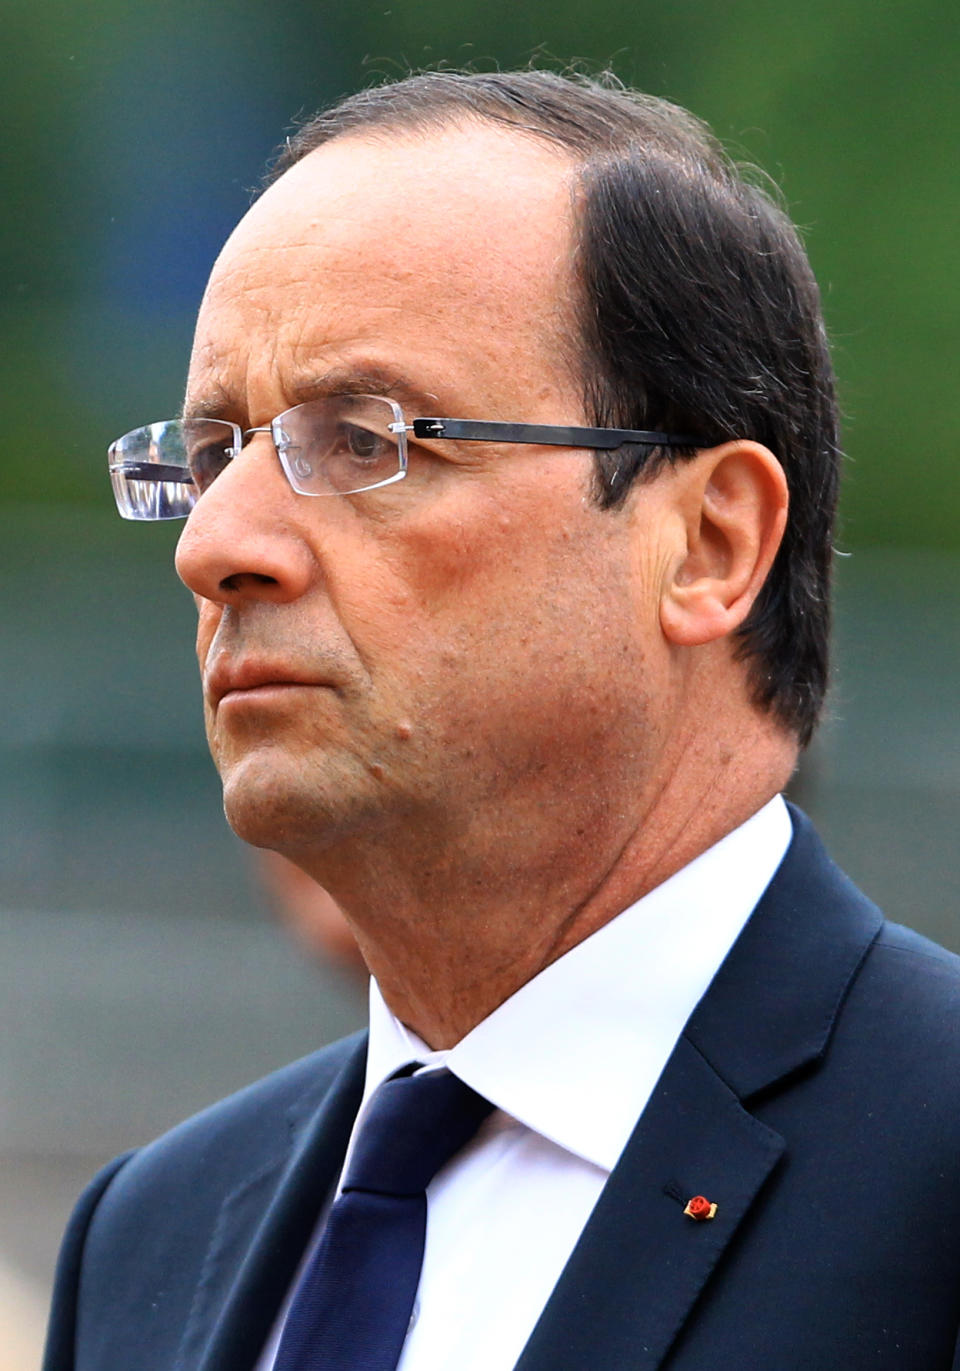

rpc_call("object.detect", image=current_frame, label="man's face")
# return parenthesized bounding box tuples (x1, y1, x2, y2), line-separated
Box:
(175, 122, 678, 880)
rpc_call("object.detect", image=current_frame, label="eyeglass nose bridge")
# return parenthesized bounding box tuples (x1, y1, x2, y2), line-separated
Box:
(229, 421, 310, 499)
(241, 423, 274, 444)
(228, 422, 283, 465)
(240, 420, 295, 451)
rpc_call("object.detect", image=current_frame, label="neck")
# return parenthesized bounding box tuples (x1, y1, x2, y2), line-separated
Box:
(290, 715, 798, 1050)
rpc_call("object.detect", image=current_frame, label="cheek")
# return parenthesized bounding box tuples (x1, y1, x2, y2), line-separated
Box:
(393, 482, 574, 598)
(347, 492, 638, 706)
(334, 499, 540, 668)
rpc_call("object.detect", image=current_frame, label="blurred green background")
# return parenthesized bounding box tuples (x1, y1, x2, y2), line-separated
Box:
(1, 3, 958, 1361)
(3, 0, 958, 542)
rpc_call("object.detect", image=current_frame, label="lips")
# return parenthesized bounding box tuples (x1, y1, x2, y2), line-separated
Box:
(205, 658, 331, 707)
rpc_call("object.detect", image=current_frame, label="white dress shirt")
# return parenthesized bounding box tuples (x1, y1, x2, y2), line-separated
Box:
(258, 795, 792, 1371)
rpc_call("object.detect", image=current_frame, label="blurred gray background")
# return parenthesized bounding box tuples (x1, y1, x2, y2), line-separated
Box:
(1, 3, 957, 1366)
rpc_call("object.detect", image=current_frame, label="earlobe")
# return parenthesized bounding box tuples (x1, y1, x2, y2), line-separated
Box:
(660, 442, 788, 648)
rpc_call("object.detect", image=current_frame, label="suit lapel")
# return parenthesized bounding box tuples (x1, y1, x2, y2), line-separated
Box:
(682, 806, 882, 1098)
(188, 1036, 367, 1371)
(515, 1035, 784, 1371)
(517, 807, 883, 1371)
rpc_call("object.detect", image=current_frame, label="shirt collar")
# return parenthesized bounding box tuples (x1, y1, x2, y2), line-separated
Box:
(365, 794, 793, 1173)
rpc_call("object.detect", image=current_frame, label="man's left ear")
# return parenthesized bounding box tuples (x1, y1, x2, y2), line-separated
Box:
(660, 441, 788, 647)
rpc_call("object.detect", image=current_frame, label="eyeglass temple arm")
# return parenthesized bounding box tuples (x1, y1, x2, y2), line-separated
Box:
(112, 461, 195, 483)
(410, 418, 702, 449)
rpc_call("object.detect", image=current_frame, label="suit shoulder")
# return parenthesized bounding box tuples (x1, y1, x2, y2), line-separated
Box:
(841, 919, 960, 1071)
(874, 919, 960, 970)
(866, 919, 960, 997)
(49, 1037, 366, 1368)
(160, 1025, 364, 1151)
(42, 1153, 133, 1371)
(97, 1030, 366, 1216)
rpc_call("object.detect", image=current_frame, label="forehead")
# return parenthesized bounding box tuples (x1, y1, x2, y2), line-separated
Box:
(188, 121, 581, 417)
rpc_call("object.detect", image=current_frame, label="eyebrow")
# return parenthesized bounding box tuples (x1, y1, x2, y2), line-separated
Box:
(182, 365, 441, 424)
(291, 367, 441, 414)
(181, 384, 237, 424)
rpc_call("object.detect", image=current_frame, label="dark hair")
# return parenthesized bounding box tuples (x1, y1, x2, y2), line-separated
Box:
(269, 70, 840, 746)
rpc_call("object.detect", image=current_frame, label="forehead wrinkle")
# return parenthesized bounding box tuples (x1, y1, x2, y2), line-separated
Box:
(288, 366, 440, 413)
(182, 363, 442, 426)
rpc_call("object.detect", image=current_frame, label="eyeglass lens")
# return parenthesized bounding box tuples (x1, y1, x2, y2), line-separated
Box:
(108, 395, 406, 521)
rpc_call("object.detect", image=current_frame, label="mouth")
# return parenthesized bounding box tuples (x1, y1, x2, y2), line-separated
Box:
(206, 659, 334, 709)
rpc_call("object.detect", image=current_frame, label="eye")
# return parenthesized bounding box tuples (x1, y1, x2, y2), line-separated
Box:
(338, 422, 394, 464)
(181, 418, 236, 492)
(274, 397, 405, 496)
(322, 421, 399, 483)
(186, 440, 233, 492)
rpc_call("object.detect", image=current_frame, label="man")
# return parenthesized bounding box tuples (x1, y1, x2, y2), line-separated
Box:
(45, 70, 960, 1369)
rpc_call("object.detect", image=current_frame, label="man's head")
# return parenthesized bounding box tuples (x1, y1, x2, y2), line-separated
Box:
(171, 72, 832, 978)
(268, 70, 840, 748)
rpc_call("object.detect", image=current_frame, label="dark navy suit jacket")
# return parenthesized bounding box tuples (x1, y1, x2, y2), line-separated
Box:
(43, 810, 960, 1369)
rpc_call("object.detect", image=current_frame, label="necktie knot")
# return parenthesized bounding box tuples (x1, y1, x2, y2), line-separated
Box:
(273, 1065, 494, 1371)
(343, 1067, 494, 1197)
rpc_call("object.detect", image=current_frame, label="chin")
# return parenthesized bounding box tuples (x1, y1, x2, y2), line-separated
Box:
(218, 751, 374, 854)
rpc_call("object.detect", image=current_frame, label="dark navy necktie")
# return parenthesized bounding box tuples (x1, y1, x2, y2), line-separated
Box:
(273, 1066, 494, 1371)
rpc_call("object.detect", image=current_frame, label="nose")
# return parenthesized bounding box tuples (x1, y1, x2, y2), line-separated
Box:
(174, 434, 316, 605)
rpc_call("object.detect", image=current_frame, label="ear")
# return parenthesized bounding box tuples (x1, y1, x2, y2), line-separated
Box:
(660, 441, 788, 648)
